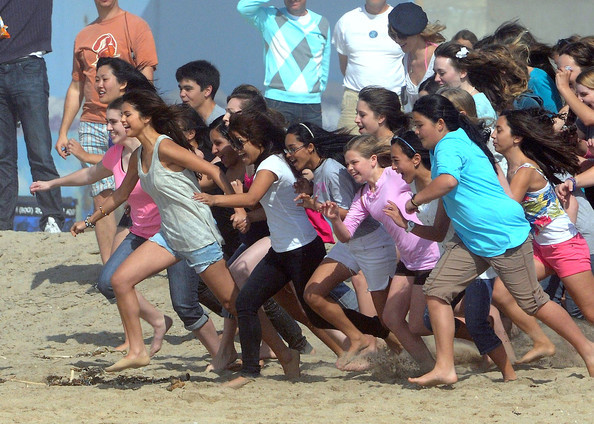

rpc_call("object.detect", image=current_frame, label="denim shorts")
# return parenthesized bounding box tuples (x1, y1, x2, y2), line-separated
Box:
(78, 121, 114, 196)
(149, 232, 224, 274)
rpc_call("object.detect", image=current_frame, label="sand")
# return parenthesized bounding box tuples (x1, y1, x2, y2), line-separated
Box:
(0, 230, 593, 424)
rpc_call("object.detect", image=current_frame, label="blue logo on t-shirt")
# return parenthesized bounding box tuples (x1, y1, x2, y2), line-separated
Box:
(369, 30, 378, 38)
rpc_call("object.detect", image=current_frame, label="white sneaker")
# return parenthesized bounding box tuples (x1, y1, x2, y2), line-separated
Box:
(43, 217, 61, 233)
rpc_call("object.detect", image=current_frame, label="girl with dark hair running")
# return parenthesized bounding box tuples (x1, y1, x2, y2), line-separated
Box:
(405, 94, 594, 386)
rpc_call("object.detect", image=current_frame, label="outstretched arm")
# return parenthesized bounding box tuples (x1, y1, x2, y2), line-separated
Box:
(70, 153, 139, 235)
(30, 162, 112, 193)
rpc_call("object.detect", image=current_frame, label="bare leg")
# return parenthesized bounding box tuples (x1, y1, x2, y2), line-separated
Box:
(534, 300, 594, 376)
(487, 344, 517, 382)
(136, 291, 172, 357)
(489, 305, 517, 363)
(209, 317, 239, 372)
(492, 277, 555, 363)
(193, 317, 221, 358)
(304, 260, 375, 364)
(351, 271, 377, 317)
(383, 275, 434, 370)
(408, 296, 458, 386)
(561, 270, 594, 323)
(92, 190, 117, 264)
(276, 282, 345, 356)
(106, 241, 178, 372)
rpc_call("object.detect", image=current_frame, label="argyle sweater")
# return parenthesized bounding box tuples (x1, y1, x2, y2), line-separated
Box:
(238, 0, 331, 104)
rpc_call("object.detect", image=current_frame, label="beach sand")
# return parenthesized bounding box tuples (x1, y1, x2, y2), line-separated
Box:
(0, 231, 592, 424)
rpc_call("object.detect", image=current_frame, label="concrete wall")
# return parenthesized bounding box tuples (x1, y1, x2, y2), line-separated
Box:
(419, 0, 591, 44)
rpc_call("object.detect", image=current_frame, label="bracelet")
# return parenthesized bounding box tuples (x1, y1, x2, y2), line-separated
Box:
(566, 177, 577, 191)
(99, 205, 109, 217)
(410, 194, 420, 208)
(84, 216, 95, 228)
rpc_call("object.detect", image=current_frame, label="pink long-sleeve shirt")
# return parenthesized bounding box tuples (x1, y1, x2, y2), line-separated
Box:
(343, 167, 440, 271)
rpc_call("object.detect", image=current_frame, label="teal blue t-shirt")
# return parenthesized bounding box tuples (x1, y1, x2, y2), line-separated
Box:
(430, 128, 530, 257)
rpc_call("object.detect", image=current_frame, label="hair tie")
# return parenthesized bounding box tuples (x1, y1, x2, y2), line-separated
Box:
(455, 47, 469, 58)
(299, 122, 315, 139)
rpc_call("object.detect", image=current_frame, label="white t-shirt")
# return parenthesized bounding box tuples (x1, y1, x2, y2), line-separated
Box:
(257, 154, 318, 252)
(333, 5, 404, 92)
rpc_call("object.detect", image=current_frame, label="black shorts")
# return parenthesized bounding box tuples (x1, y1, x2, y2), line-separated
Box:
(395, 261, 432, 286)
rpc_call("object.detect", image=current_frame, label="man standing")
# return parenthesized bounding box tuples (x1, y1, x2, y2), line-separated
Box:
(334, 1, 405, 133)
(55, 0, 158, 263)
(237, 0, 330, 127)
(176, 60, 225, 125)
(0, 0, 64, 232)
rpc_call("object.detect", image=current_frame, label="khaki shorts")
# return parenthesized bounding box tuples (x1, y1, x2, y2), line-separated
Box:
(337, 88, 359, 135)
(424, 235, 549, 315)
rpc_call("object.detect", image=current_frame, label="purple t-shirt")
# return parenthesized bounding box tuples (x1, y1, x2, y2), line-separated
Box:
(102, 144, 161, 239)
(343, 167, 440, 271)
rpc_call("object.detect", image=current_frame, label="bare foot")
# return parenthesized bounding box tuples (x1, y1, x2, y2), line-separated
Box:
(223, 375, 255, 389)
(582, 341, 594, 377)
(114, 342, 129, 352)
(408, 367, 458, 387)
(105, 354, 150, 373)
(208, 350, 240, 373)
(280, 349, 300, 380)
(260, 342, 277, 360)
(336, 335, 375, 370)
(340, 356, 372, 372)
(149, 315, 173, 357)
(516, 342, 556, 364)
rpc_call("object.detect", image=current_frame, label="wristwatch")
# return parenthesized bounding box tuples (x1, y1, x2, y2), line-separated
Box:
(406, 220, 416, 233)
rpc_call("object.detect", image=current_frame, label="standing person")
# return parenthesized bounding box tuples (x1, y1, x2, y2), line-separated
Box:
(176, 60, 225, 126)
(355, 86, 409, 142)
(333, 0, 404, 133)
(237, 0, 330, 127)
(0, 0, 65, 232)
(388, 2, 445, 112)
(55, 0, 158, 264)
(406, 94, 594, 386)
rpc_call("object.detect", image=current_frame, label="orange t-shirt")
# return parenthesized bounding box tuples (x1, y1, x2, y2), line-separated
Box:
(72, 11, 158, 123)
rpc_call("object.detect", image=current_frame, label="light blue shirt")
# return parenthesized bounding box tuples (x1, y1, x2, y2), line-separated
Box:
(472, 92, 497, 126)
(430, 128, 530, 257)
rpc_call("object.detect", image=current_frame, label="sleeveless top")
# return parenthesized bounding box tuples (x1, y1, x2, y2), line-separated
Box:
(515, 163, 577, 245)
(137, 135, 223, 252)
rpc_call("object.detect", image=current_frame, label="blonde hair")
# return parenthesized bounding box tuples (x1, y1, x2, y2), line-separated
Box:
(576, 66, 594, 90)
(420, 22, 447, 44)
(437, 87, 477, 118)
(344, 135, 392, 168)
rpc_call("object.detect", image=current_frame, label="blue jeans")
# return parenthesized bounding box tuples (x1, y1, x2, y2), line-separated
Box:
(0, 56, 64, 230)
(424, 278, 501, 355)
(265, 99, 323, 128)
(97, 232, 209, 330)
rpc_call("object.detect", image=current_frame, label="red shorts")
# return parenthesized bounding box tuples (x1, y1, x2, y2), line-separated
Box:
(533, 234, 591, 278)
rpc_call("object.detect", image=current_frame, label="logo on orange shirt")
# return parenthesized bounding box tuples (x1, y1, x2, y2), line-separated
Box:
(91, 33, 119, 65)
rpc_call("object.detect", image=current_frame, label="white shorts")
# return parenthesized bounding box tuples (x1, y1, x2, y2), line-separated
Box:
(326, 226, 397, 291)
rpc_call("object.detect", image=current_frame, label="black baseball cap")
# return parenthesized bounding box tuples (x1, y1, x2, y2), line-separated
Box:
(388, 3, 428, 37)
